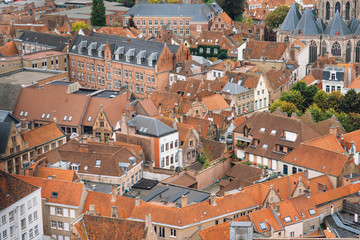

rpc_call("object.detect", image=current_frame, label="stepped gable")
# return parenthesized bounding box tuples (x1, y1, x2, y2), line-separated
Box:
(280, 3, 302, 31)
(324, 10, 351, 36)
(293, 7, 322, 35)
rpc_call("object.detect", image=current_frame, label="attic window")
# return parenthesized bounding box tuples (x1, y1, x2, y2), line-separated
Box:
(186, 93, 191, 96)
(24, 111, 28, 117)
(46, 114, 50, 119)
(88, 116, 92, 122)
(68, 115, 73, 121)
(41, 113, 46, 119)
(20, 111, 24, 116)
(259, 222, 267, 230)
(309, 209, 316, 215)
(260, 127, 266, 132)
(95, 160, 101, 167)
(63, 115, 67, 121)
(263, 144, 268, 149)
(51, 192, 58, 199)
(270, 130, 276, 135)
(284, 216, 292, 223)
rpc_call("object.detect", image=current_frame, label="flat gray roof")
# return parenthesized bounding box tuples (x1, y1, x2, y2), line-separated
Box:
(0, 70, 60, 86)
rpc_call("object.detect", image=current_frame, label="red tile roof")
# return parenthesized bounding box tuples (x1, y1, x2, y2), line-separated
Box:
(22, 122, 65, 148)
(36, 167, 78, 182)
(304, 134, 344, 153)
(0, 41, 19, 56)
(15, 175, 85, 206)
(245, 40, 288, 61)
(202, 94, 230, 111)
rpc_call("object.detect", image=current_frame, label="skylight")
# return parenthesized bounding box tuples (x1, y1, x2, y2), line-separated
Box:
(271, 130, 276, 135)
(301, 213, 305, 217)
(51, 192, 58, 198)
(88, 116, 92, 122)
(24, 111, 28, 117)
(63, 115, 67, 121)
(263, 144, 268, 149)
(20, 111, 24, 116)
(294, 216, 298, 220)
(95, 160, 101, 167)
(260, 127, 266, 132)
(46, 114, 50, 119)
(68, 115, 73, 121)
(284, 216, 292, 223)
(41, 113, 45, 119)
(309, 209, 316, 215)
(84, 166, 88, 171)
(259, 222, 267, 230)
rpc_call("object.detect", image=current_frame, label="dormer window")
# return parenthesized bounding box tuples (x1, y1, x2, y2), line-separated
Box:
(270, 130, 276, 135)
(95, 160, 101, 167)
(97, 44, 106, 58)
(71, 163, 80, 172)
(260, 127, 266, 132)
(147, 52, 158, 67)
(87, 42, 97, 56)
(126, 56, 130, 62)
(284, 131, 297, 142)
(125, 48, 135, 63)
(51, 192, 58, 199)
(136, 50, 146, 65)
(114, 46, 124, 61)
(259, 222, 267, 230)
(284, 216, 292, 223)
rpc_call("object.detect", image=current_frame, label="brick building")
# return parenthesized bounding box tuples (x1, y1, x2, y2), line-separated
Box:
(123, 2, 224, 38)
(68, 33, 190, 98)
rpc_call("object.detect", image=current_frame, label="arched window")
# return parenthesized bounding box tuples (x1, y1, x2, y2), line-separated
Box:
(346, 2, 350, 20)
(322, 41, 327, 56)
(335, 2, 341, 14)
(346, 41, 351, 62)
(356, 41, 360, 62)
(326, 1, 330, 20)
(309, 40, 318, 63)
(355, 0, 357, 17)
(331, 42, 341, 56)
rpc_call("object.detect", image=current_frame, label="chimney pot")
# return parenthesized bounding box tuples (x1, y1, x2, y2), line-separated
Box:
(135, 196, 140, 207)
(111, 185, 117, 202)
(181, 195, 188, 208)
(210, 193, 217, 206)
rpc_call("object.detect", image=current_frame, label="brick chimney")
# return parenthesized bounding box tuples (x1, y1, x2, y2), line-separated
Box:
(135, 196, 141, 207)
(329, 125, 337, 136)
(181, 195, 188, 207)
(210, 193, 217, 206)
(20, 119, 28, 133)
(111, 185, 117, 202)
(89, 204, 96, 215)
(111, 206, 119, 218)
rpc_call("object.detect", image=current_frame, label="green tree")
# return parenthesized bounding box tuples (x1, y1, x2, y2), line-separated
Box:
(291, 82, 319, 109)
(280, 90, 305, 112)
(269, 99, 283, 113)
(72, 22, 90, 32)
(309, 104, 324, 122)
(216, 0, 244, 20)
(265, 5, 290, 29)
(90, 0, 106, 27)
(313, 90, 329, 110)
(328, 91, 343, 112)
(119, 0, 135, 7)
(340, 89, 359, 113)
(148, 0, 161, 3)
(281, 101, 298, 117)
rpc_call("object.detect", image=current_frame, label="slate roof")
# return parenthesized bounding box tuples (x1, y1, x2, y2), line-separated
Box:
(0, 170, 39, 210)
(69, 33, 179, 70)
(322, 65, 345, 82)
(18, 30, 70, 52)
(0, 83, 22, 112)
(280, 3, 301, 31)
(293, 8, 322, 35)
(128, 115, 176, 137)
(0, 111, 19, 124)
(324, 10, 351, 36)
(124, 3, 215, 23)
(349, 16, 359, 32)
(0, 122, 12, 155)
(316, 17, 326, 31)
(222, 82, 249, 94)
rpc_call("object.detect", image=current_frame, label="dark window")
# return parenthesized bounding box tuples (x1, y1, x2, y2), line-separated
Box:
(346, 41, 351, 63)
(331, 42, 341, 56)
(326, 1, 330, 20)
(309, 40, 317, 63)
(345, 2, 350, 20)
(335, 2, 341, 14)
(292, 167, 297, 174)
(283, 164, 288, 175)
(356, 41, 360, 62)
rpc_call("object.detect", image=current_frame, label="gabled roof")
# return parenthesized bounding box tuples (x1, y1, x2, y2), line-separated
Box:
(0, 122, 13, 155)
(183, 117, 211, 139)
(250, 208, 283, 233)
(73, 214, 148, 240)
(311, 182, 360, 206)
(151, 91, 181, 111)
(281, 144, 349, 176)
(310, 115, 346, 136)
(222, 82, 249, 94)
(202, 94, 230, 111)
(280, 3, 301, 31)
(324, 10, 351, 36)
(129, 115, 176, 137)
(304, 134, 344, 153)
(22, 123, 65, 148)
(36, 167, 78, 182)
(264, 68, 292, 91)
(293, 8, 322, 35)
(0, 83, 22, 112)
(0, 41, 19, 56)
(136, 99, 158, 117)
(0, 170, 39, 210)
(18, 30, 70, 52)
(348, 76, 360, 89)
(349, 16, 359, 33)
(245, 40, 288, 61)
(15, 175, 85, 206)
(300, 74, 316, 85)
(316, 18, 326, 31)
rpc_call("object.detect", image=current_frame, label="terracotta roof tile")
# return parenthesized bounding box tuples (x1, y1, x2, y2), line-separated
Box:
(183, 117, 211, 139)
(1, 170, 38, 210)
(36, 167, 78, 182)
(198, 221, 230, 240)
(264, 68, 292, 91)
(97, 27, 141, 38)
(250, 208, 283, 232)
(301, 74, 316, 85)
(281, 144, 349, 176)
(137, 98, 158, 116)
(304, 134, 344, 153)
(202, 94, 230, 111)
(151, 91, 180, 111)
(311, 182, 360, 206)
(22, 122, 65, 148)
(0, 41, 19, 56)
(348, 76, 360, 89)
(245, 40, 288, 61)
(166, 173, 197, 187)
(310, 116, 346, 136)
(15, 175, 85, 206)
(233, 116, 247, 128)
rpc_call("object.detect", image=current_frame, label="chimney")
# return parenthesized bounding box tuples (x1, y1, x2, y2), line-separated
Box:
(198, 124, 202, 135)
(53, 110, 57, 123)
(303, 169, 309, 180)
(158, 103, 162, 115)
(145, 213, 152, 229)
(135, 196, 141, 207)
(210, 193, 217, 206)
(274, 203, 280, 214)
(89, 204, 96, 215)
(181, 195, 188, 207)
(20, 119, 28, 133)
(51, 175, 56, 180)
(111, 185, 117, 202)
(111, 205, 119, 218)
(329, 125, 337, 136)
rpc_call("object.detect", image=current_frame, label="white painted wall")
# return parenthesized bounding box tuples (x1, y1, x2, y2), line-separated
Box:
(159, 132, 181, 169)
